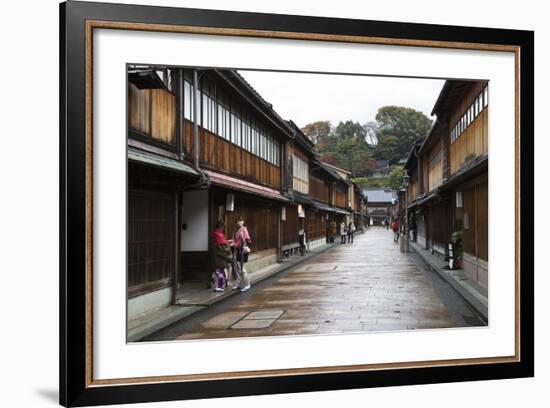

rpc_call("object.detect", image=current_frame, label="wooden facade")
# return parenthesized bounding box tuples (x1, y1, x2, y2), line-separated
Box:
(182, 122, 282, 190)
(310, 175, 330, 203)
(404, 80, 489, 288)
(129, 83, 176, 146)
(127, 189, 175, 298)
(126, 65, 363, 318)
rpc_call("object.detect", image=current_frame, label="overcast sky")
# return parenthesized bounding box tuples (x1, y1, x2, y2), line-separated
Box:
(238, 70, 445, 129)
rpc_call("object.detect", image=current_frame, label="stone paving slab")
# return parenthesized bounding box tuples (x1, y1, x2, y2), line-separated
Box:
(201, 311, 247, 329)
(245, 309, 285, 320)
(231, 319, 276, 329)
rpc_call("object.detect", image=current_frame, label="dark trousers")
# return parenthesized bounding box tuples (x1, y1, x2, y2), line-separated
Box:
(348, 233, 354, 244)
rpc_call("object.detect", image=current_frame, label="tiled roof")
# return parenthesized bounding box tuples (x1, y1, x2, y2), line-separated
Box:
(128, 147, 199, 177)
(363, 188, 397, 203)
(204, 170, 290, 202)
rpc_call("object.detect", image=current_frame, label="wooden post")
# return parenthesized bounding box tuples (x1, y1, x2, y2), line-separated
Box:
(176, 69, 184, 160)
(277, 206, 282, 262)
(172, 191, 180, 305)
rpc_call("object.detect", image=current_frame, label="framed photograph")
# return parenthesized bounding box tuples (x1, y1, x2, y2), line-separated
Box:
(60, 1, 534, 406)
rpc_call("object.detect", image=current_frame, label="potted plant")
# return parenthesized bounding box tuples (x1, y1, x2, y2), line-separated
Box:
(449, 230, 463, 269)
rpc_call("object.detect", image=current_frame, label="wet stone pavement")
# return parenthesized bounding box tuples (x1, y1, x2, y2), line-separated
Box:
(147, 227, 484, 342)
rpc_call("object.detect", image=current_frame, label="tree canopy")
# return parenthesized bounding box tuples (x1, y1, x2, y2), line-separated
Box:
(301, 105, 431, 182)
(373, 106, 432, 161)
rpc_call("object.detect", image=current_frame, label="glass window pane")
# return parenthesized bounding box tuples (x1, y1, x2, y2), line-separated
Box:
(226, 112, 230, 142)
(184, 81, 191, 120)
(202, 94, 206, 127)
(217, 104, 222, 135)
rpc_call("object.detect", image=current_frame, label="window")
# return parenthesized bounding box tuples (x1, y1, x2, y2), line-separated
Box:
(292, 154, 309, 194)
(450, 85, 489, 144)
(263, 134, 267, 160)
(202, 93, 211, 131)
(252, 128, 257, 154)
(243, 122, 249, 151)
(225, 108, 230, 141)
(196, 90, 201, 122)
(233, 114, 242, 146)
(195, 87, 281, 165)
(184, 81, 193, 120)
(217, 104, 223, 138)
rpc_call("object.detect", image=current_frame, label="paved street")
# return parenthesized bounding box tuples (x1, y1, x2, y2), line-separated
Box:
(147, 227, 484, 341)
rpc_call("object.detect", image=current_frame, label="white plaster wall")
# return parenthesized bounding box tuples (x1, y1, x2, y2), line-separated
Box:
(180, 189, 209, 251)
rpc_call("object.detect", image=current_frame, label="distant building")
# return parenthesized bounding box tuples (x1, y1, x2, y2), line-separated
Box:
(321, 161, 368, 229)
(369, 159, 391, 177)
(363, 187, 397, 225)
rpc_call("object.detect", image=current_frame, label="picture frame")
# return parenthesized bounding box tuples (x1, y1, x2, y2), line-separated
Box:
(59, 1, 534, 406)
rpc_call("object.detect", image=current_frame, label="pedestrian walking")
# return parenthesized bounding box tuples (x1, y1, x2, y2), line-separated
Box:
(211, 220, 233, 292)
(347, 221, 356, 244)
(340, 221, 347, 244)
(232, 216, 251, 292)
(385, 216, 390, 230)
(298, 225, 306, 256)
(392, 218, 400, 243)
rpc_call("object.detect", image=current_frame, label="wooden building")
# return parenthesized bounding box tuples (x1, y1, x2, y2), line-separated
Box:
(319, 162, 355, 224)
(127, 66, 349, 318)
(363, 187, 397, 225)
(405, 80, 488, 287)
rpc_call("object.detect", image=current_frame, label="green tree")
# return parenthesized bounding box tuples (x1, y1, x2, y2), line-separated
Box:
(386, 166, 405, 190)
(374, 135, 400, 161)
(332, 136, 372, 177)
(374, 106, 432, 162)
(334, 120, 366, 140)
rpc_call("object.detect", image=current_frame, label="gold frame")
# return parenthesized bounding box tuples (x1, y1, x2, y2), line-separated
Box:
(84, 20, 521, 388)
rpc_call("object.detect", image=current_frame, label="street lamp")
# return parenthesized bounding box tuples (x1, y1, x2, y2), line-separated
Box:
(402, 174, 410, 252)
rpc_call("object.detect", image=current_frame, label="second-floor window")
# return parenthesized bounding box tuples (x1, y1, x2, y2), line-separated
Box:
(450, 84, 488, 144)
(183, 78, 281, 166)
(292, 155, 309, 194)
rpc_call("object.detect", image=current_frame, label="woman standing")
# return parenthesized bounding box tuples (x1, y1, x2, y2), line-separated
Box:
(391, 218, 400, 243)
(340, 221, 347, 244)
(232, 216, 251, 292)
(211, 220, 233, 292)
